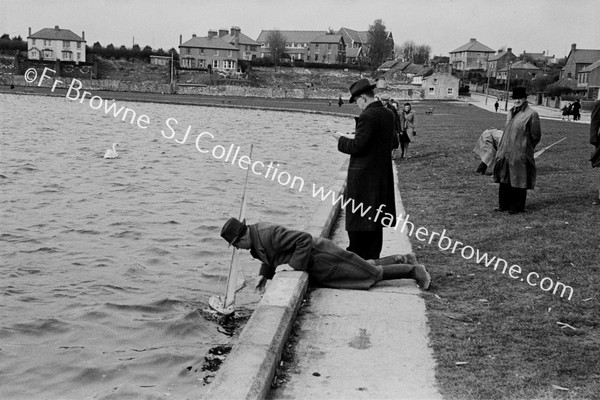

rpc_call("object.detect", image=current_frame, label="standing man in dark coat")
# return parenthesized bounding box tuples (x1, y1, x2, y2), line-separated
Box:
(590, 99, 600, 205)
(493, 87, 541, 213)
(572, 99, 582, 121)
(330, 78, 397, 259)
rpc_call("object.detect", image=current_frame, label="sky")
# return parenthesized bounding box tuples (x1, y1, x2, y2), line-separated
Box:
(1, 0, 599, 59)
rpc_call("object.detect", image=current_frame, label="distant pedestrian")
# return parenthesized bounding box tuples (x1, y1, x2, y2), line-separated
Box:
(590, 99, 600, 205)
(567, 103, 573, 121)
(399, 103, 416, 158)
(338, 95, 344, 107)
(493, 87, 541, 214)
(561, 105, 570, 121)
(572, 99, 581, 121)
(494, 100, 499, 112)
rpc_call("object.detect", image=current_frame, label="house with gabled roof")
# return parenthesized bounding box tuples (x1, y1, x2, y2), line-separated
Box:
(179, 30, 239, 72)
(560, 43, 600, 80)
(256, 30, 326, 61)
(578, 59, 600, 100)
(497, 60, 541, 82)
(521, 50, 556, 68)
(27, 25, 86, 63)
(218, 27, 260, 61)
(487, 48, 517, 78)
(337, 27, 369, 64)
(308, 33, 345, 63)
(422, 72, 460, 99)
(449, 38, 495, 71)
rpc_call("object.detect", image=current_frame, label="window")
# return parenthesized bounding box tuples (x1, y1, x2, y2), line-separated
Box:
(447, 88, 454, 95)
(31, 50, 38, 58)
(32, 39, 36, 45)
(433, 78, 438, 85)
(315, 54, 319, 61)
(44, 39, 51, 46)
(77, 42, 81, 49)
(429, 87, 435, 93)
(228, 50, 233, 57)
(63, 40, 70, 48)
(212, 60, 220, 68)
(215, 50, 219, 56)
(77, 53, 81, 60)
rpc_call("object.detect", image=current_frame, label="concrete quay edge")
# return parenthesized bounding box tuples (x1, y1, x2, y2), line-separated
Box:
(201, 160, 349, 400)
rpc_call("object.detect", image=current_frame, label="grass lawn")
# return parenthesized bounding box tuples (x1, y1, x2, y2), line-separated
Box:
(398, 101, 599, 399)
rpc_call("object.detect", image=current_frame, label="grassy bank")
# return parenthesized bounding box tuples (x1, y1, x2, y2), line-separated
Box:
(398, 102, 599, 399)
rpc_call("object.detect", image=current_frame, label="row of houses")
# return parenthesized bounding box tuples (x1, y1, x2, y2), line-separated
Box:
(24, 25, 387, 74)
(22, 25, 600, 99)
(450, 38, 600, 99)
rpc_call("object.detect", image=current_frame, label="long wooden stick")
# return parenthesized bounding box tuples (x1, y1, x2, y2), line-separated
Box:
(534, 137, 566, 158)
(209, 145, 253, 315)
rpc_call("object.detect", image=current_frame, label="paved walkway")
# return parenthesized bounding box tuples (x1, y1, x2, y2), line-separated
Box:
(268, 166, 442, 400)
(467, 92, 591, 123)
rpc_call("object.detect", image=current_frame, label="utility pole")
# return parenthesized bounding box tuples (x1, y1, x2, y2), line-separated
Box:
(485, 53, 491, 105)
(504, 62, 512, 111)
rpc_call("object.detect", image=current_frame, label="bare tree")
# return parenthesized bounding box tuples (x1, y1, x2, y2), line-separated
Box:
(367, 19, 393, 68)
(398, 41, 430, 64)
(266, 30, 287, 64)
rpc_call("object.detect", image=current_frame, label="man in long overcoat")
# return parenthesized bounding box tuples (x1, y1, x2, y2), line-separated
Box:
(590, 99, 600, 205)
(330, 78, 397, 259)
(220, 217, 430, 292)
(493, 87, 541, 213)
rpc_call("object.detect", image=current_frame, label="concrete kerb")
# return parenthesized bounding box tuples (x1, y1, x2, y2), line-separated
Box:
(201, 160, 349, 400)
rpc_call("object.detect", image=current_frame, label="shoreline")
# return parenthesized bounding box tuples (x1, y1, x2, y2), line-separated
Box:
(0, 85, 361, 118)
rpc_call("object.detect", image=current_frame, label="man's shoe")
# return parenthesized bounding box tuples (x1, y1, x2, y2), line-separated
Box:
(413, 265, 431, 290)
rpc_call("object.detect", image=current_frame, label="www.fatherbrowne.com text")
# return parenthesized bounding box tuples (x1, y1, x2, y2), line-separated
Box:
(25, 67, 574, 300)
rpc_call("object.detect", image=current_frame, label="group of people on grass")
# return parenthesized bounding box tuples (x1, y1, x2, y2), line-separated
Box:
(218, 78, 600, 295)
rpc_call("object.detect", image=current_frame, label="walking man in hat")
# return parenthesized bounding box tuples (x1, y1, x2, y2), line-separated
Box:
(329, 78, 398, 259)
(220, 217, 430, 293)
(493, 87, 541, 213)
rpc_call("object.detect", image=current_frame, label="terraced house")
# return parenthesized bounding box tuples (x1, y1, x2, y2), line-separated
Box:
(179, 30, 239, 72)
(27, 25, 86, 63)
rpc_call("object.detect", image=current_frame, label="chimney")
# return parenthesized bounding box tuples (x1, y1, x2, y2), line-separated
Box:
(179, 34, 182, 45)
(507, 48, 512, 53)
(571, 43, 576, 52)
(218, 29, 228, 37)
(55, 25, 60, 30)
(498, 48, 504, 53)
(82, 31, 85, 40)
(208, 30, 217, 38)
(192, 34, 196, 38)
(29, 27, 31, 36)
(231, 26, 241, 38)
(470, 38, 476, 42)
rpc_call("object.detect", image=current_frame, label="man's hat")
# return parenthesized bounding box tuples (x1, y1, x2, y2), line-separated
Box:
(220, 217, 247, 245)
(512, 86, 527, 99)
(349, 78, 377, 103)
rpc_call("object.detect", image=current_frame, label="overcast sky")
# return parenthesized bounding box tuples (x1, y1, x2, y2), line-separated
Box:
(1, 0, 598, 58)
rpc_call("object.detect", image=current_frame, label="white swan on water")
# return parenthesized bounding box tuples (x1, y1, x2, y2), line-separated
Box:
(104, 143, 119, 159)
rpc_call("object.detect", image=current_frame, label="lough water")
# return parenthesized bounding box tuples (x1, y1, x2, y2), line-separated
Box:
(0, 93, 347, 399)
